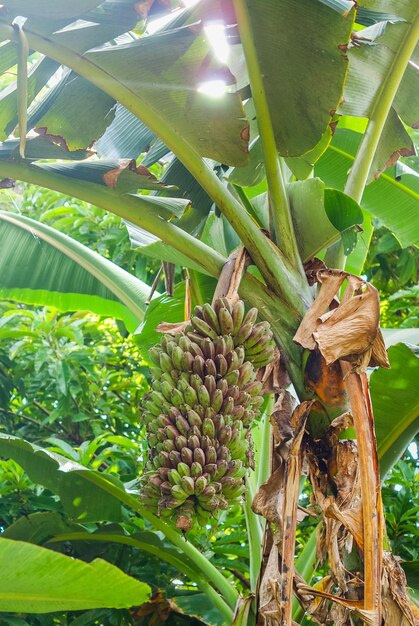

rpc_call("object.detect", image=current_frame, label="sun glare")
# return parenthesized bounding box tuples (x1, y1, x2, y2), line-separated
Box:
(197, 79, 228, 98)
(204, 21, 230, 64)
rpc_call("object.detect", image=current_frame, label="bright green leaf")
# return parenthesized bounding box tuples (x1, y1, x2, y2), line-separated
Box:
(0, 212, 153, 330)
(0, 537, 150, 612)
(371, 344, 419, 477)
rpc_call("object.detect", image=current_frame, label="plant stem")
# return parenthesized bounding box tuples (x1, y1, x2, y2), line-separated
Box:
(231, 0, 303, 276)
(244, 487, 263, 592)
(0, 21, 309, 312)
(49, 532, 233, 621)
(232, 184, 262, 225)
(81, 471, 239, 610)
(256, 396, 274, 489)
(345, 9, 419, 204)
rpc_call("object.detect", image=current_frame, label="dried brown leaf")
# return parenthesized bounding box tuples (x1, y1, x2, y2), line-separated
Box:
(103, 159, 158, 188)
(304, 257, 328, 285)
(305, 351, 349, 410)
(294, 270, 389, 373)
(156, 321, 190, 334)
(252, 467, 285, 527)
(257, 348, 289, 394)
(297, 584, 379, 626)
(258, 544, 282, 623)
(294, 269, 347, 349)
(212, 247, 250, 304)
(329, 439, 359, 504)
(270, 390, 297, 455)
(325, 501, 363, 549)
(382, 552, 417, 626)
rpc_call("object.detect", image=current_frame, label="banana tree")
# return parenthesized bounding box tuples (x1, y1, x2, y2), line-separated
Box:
(0, 0, 418, 624)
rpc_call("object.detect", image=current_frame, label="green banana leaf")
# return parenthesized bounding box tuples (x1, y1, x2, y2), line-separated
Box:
(0, 537, 150, 612)
(0, 211, 154, 331)
(0, 433, 124, 522)
(245, 0, 354, 156)
(370, 343, 419, 478)
(314, 128, 419, 247)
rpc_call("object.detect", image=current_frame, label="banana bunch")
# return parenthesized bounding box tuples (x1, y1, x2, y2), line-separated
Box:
(140, 298, 275, 530)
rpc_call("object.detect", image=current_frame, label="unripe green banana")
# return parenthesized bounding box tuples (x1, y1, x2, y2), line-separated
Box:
(181, 447, 193, 465)
(171, 484, 189, 501)
(211, 388, 224, 413)
(197, 385, 210, 408)
(148, 346, 162, 367)
(163, 440, 175, 453)
(177, 462, 191, 477)
(191, 316, 218, 340)
(218, 307, 234, 335)
(215, 354, 228, 377)
(193, 447, 206, 466)
(205, 358, 217, 378)
(169, 450, 181, 466)
(183, 385, 198, 406)
(195, 476, 208, 495)
(193, 356, 205, 378)
(188, 435, 201, 450)
(201, 338, 215, 360)
(233, 322, 253, 346)
(180, 475, 195, 495)
(232, 300, 245, 334)
(225, 370, 239, 386)
(159, 352, 173, 373)
(205, 446, 217, 464)
(214, 336, 227, 356)
(191, 461, 203, 477)
(202, 417, 216, 438)
(202, 303, 221, 334)
(168, 469, 182, 486)
(180, 351, 194, 372)
(187, 409, 202, 428)
(175, 435, 187, 451)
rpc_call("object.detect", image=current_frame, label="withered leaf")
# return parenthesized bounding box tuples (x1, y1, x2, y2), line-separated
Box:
(257, 348, 289, 394)
(270, 390, 298, 452)
(294, 270, 389, 373)
(156, 321, 190, 334)
(297, 584, 379, 626)
(382, 553, 417, 626)
(294, 269, 347, 350)
(258, 545, 282, 623)
(103, 158, 159, 188)
(252, 466, 285, 526)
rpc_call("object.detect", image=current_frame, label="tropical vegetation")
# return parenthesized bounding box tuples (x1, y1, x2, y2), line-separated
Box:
(0, 0, 417, 625)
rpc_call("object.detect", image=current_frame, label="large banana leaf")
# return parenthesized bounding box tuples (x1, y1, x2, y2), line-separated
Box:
(85, 26, 248, 166)
(0, 433, 124, 522)
(28, 71, 116, 151)
(370, 343, 419, 478)
(0, 537, 150, 612)
(342, 18, 418, 127)
(1, 0, 102, 19)
(251, 179, 363, 261)
(0, 211, 154, 331)
(245, 0, 354, 156)
(314, 128, 419, 247)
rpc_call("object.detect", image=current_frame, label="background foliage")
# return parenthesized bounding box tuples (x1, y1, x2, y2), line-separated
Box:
(0, 0, 417, 623)
(0, 182, 417, 626)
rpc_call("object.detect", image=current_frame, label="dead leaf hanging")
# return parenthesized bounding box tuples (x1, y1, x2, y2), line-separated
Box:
(294, 270, 389, 373)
